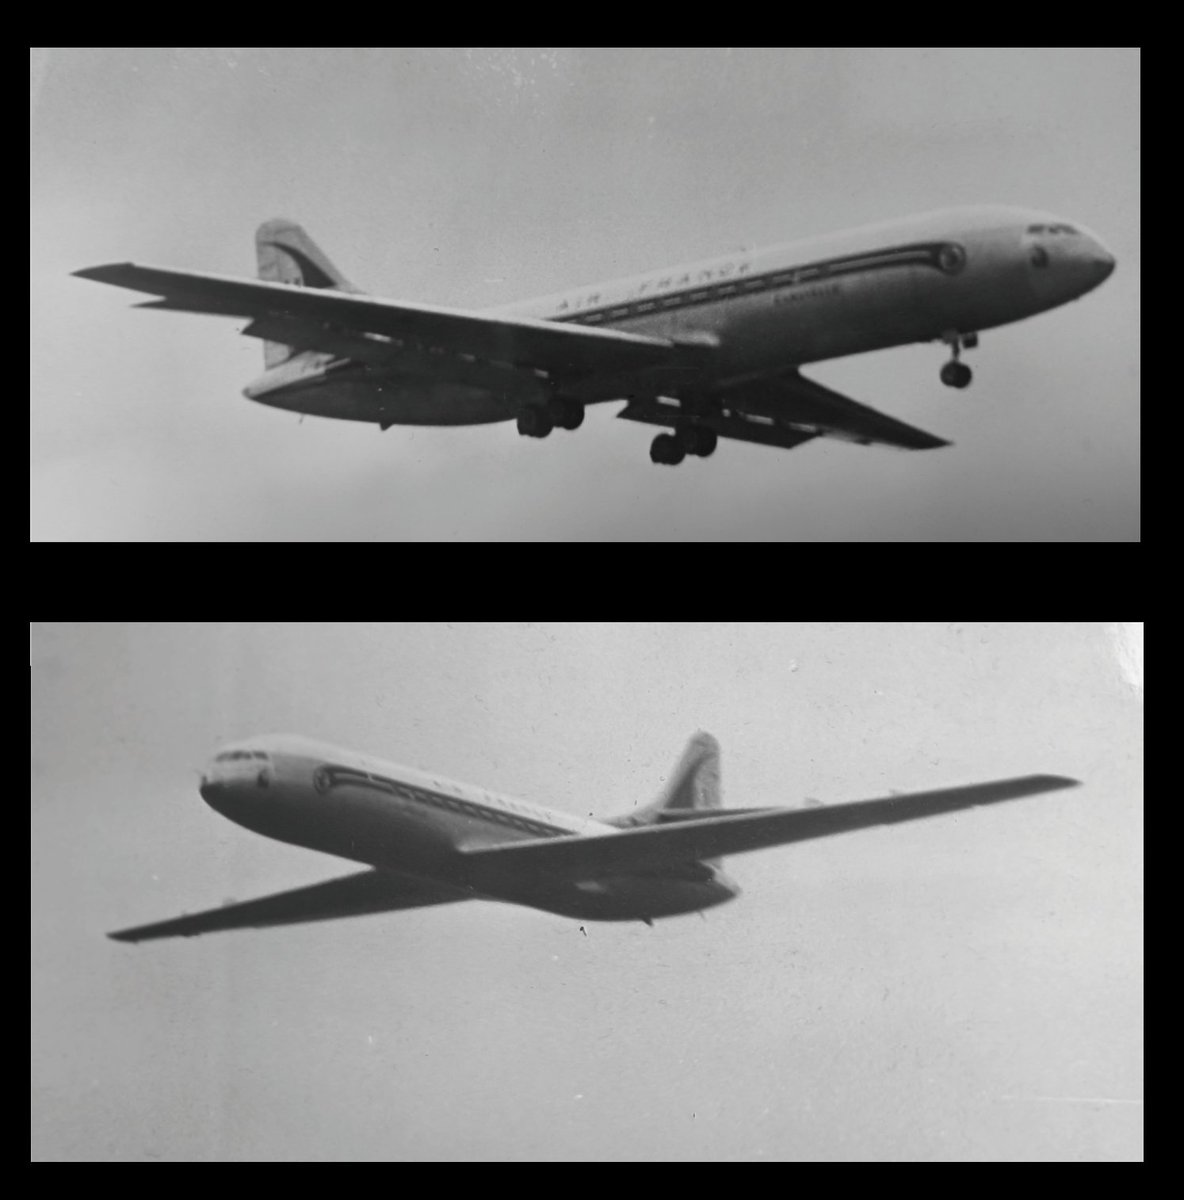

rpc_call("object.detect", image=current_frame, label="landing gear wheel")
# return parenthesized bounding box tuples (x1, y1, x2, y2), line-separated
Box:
(517, 407, 553, 438)
(549, 398, 585, 430)
(678, 425, 717, 457)
(650, 432, 685, 465)
(940, 361, 972, 389)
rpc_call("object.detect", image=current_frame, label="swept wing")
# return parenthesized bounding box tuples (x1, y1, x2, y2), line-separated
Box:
(461, 775, 1078, 877)
(73, 263, 682, 377)
(107, 868, 471, 942)
(620, 370, 949, 451)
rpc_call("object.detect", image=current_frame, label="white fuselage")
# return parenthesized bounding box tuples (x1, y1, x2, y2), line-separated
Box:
(200, 735, 737, 920)
(248, 204, 1114, 425)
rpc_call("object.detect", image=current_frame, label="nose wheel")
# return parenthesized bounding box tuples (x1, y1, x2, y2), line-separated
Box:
(940, 361, 972, 388)
(939, 331, 977, 389)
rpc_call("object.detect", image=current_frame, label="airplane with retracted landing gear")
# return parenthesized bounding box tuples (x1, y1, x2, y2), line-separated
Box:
(106, 731, 1078, 941)
(75, 207, 1113, 466)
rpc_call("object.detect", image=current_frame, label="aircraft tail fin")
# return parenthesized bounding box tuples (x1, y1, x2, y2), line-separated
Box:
(254, 219, 359, 367)
(608, 732, 722, 829)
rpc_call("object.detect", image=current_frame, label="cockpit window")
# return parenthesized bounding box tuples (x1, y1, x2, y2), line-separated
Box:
(1027, 223, 1078, 236)
(214, 750, 269, 762)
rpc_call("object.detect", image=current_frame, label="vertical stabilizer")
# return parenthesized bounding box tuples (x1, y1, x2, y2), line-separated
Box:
(608, 732, 723, 828)
(254, 219, 359, 367)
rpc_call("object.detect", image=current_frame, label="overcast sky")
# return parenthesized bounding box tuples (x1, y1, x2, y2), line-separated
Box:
(31, 623, 1142, 1160)
(31, 48, 1138, 541)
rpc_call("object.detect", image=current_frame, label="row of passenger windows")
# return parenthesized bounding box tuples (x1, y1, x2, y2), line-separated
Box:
(364, 771, 561, 836)
(572, 250, 935, 325)
(215, 750, 269, 762)
(576, 270, 829, 324)
(1027, 223, 1078, 235)
(428, 789, 551, 833)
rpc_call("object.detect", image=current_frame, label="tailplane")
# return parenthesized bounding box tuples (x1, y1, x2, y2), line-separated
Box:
(254, 219, 359, 367)
(608, 732, 723, 829)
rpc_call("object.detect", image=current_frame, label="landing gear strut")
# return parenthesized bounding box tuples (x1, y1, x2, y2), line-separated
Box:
(649, 422, 718, 465)
(940, 331, 976, 389)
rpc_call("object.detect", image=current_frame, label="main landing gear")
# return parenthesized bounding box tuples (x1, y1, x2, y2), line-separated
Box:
(939, 331, 978, 389)
(516, 397, 584, 438)
(649, 423, 718, 465)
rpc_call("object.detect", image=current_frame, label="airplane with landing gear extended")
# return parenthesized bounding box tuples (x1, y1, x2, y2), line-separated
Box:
(107, 731, 1078, 941)
(75, 206, 1114, 466)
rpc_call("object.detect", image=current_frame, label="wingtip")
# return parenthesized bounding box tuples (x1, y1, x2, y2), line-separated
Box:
(1038, 774, 1082, 789)
(72, 262, 132, 283)
(1003, 773, 1081, 796)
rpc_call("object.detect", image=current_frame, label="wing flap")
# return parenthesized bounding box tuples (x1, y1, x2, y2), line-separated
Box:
(107, 868, 471, 942)
(74, 263, 681, 376)
(723, 371, 950, 450)
(461, 775, 1078, 878)
(240, 316, 406, 367)
(618, 397, 819, 452)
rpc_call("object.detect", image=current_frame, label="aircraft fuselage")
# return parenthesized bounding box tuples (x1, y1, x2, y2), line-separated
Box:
(201, 735, 738, 921)
(244, 204, 1115, 426)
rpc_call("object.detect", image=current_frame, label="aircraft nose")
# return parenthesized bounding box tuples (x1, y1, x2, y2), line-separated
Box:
(1092, 247, 1116, 284)
(1080, 227, 1116, 286)
(200, 776, 228, 812)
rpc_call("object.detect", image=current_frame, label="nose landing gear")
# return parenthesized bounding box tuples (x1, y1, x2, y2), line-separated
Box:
(940, 331, 977, 389)
(940, 361, 972, 388)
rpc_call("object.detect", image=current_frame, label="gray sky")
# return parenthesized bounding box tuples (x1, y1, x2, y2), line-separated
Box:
(31, 623, 1142, 1161)
(31, 48, 1139, 541)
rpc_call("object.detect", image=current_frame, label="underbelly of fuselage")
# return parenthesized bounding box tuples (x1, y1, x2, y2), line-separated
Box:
(253, 373, 520, 425)
(205, 778, 737, 922)
(469, 873, 739, 921)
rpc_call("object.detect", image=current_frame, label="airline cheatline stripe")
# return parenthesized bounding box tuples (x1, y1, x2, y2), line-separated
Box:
(555, 241, 965, 326)
(315, 764, 571, 839)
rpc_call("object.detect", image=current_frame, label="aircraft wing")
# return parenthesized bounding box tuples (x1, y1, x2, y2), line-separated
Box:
(618, 397, 821, 452)
(107, 868, 471, 942)
(720, 371, 951, 450)
(620, 370, 950, 452)
(73, 263, 683, 376)
(461, 775, 1078, 878)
